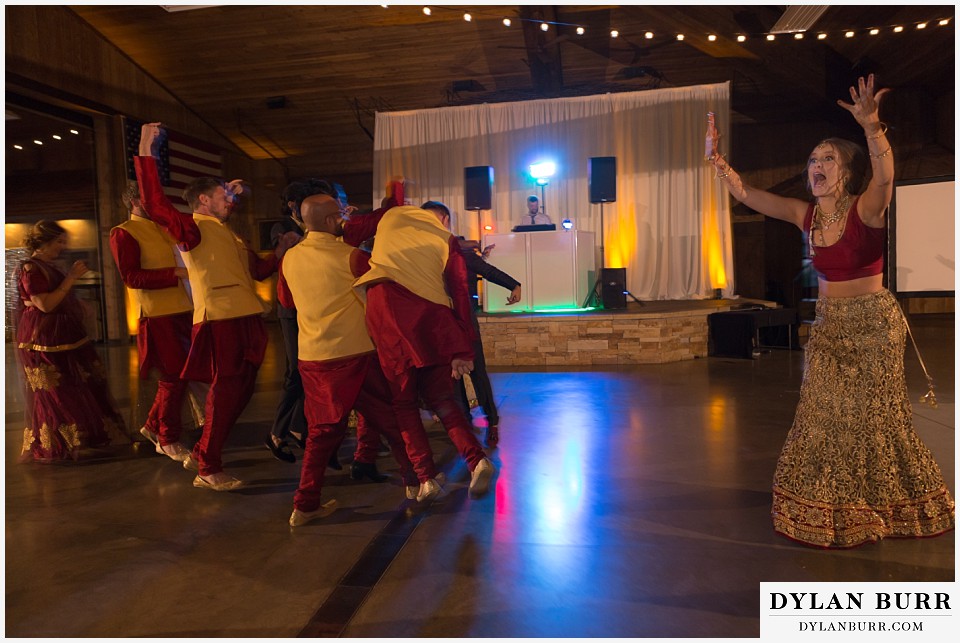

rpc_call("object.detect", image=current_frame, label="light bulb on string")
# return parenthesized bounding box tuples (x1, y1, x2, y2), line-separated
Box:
(540, 22, 549, 32)
(737, 34, 746, 42)
(576, 26, 585, 35)
(707, 34, 717, 41)
(766, 34, 775, 41)
(422, 7, 431, 16)
(869, 28, 879, 35)
(503, 18, 511, 27)
(917, 22, 927, 29)
(676, 33, 685, 41)
(610, 29, 619, 38)
(817, 32, 827, 39)
(464, 13, 471, 22)
(845, 30, 854, 38)
(645, 31, 653, 39)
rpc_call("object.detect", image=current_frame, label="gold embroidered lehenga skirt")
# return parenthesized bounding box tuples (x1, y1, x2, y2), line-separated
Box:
(772, 290, 955, 548)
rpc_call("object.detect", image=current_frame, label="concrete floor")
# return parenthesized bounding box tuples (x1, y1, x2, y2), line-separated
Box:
(4, 314, 955, 638)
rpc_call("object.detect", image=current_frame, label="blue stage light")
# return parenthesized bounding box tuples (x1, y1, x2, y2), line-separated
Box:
(529, 161, 556, 180)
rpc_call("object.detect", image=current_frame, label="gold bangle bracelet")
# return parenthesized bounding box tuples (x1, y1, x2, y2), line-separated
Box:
(869, 146, 892, 159)
(865, 122, 888, 139)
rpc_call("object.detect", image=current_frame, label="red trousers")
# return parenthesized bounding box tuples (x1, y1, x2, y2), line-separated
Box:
(187, 317, 267, 476)
(139, 313, 192, 445)
(295, 352, 428, 512)
(383, 363, 486, 472)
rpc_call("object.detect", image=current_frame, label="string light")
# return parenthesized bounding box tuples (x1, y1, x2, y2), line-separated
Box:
(33, 140, 43, 145)
(70, 129, 79, 135)
(14, 144, 23, 150)
(392, 6, 953, 44)
(52, 135, 62, 140)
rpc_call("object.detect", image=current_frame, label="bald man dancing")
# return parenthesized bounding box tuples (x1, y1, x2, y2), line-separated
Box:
(278, 194, 427, 526)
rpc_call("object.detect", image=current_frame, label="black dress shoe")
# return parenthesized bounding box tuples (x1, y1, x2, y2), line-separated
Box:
(350, 461, 388, 483)
(264, 436, 296, 463)
(289, 432, 306, 449)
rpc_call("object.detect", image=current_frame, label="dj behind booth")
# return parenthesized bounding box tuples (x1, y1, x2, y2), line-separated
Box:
(515, 195, 554, 229)
(482, 204, 592, 313)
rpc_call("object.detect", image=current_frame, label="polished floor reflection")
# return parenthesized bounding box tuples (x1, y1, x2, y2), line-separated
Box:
(4, 315, 954, 637)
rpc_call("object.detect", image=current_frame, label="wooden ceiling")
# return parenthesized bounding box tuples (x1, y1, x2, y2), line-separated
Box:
(69, 4, 954, 180)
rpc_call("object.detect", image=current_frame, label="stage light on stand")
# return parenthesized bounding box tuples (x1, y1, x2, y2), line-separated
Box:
(561, 218, 573, 231)
(529, 160, 556, 218)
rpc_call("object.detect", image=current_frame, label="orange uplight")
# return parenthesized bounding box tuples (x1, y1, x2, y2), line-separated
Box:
(605, 203, 637, 270)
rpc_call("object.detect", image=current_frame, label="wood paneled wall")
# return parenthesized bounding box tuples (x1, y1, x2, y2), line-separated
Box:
(6, 5, 287, 340)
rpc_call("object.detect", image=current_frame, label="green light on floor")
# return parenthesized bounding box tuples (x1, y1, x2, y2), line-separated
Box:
(508, 306, 598, 314)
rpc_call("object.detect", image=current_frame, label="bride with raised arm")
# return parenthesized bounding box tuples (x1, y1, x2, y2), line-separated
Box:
(706, 74, 954, 548)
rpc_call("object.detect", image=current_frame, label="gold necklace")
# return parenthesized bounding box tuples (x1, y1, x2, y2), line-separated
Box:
(814, 194, 850, 230)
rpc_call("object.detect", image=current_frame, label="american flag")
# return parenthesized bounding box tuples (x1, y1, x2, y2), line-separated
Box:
(123, 117, 223, 213)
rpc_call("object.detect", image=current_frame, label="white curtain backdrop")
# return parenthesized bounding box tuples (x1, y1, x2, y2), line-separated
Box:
(373, 82, 732, 300)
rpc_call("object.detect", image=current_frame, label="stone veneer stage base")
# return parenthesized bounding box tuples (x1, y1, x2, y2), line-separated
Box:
(477, 298, 776, 366)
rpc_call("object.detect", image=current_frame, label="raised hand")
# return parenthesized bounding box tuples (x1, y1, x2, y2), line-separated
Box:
(139, 122, 163, 157)
(837, 74, 890, 128)
(705, 111, 721, 160)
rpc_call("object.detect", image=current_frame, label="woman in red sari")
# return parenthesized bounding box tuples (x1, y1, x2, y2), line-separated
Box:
(16, 220, 126, 462)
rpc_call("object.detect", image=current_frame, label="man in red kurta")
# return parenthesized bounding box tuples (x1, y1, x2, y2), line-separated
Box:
(136, 122, 288, 491)
(278, 194, 433, 526)
(110, 181, 194, 462)
(354, 203, 496, 500)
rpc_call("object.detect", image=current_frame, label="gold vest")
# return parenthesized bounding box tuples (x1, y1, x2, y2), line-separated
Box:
(353, 206, 452, 308)
(283, 232, 373, 362)
(113, 215, 193, 318)
(181, 214, 267, 323)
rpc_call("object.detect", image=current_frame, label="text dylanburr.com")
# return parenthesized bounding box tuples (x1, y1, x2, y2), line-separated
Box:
(760, 582, 955, 640)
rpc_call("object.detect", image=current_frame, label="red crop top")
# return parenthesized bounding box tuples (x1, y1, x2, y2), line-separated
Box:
(803, 197, 885, 282)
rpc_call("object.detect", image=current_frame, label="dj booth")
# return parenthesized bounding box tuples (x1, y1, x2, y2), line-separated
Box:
(481, 229, 595, 312)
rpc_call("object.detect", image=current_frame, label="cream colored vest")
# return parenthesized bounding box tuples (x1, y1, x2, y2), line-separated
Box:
(353, 206, 452, 307)
(283, 232, 373, 361)
(181, 214, 266, 323)
(114, 215, 193, 318)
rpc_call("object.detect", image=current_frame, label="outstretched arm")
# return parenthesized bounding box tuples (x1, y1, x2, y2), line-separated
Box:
(705, 112, 808, 229)
(135, 122, 201, 249)
(837, 74, 893, 226)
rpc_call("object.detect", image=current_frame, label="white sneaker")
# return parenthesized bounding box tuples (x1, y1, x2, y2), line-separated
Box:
(140, 426, 160, 448)
(182, 454, 199, 471)
(416, 478, 444, 503)
(289, 499, 337, 526)
(407, 472, 445, 500)
(468, 458, 495, 498)
(158, 442, 191, 462)
(192, 472, 243, 491)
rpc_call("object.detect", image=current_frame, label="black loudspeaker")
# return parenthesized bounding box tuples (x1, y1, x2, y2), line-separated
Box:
(588, 156, 617, 203)
(600, 267, 626, 309)
(464, 166, 494, 210)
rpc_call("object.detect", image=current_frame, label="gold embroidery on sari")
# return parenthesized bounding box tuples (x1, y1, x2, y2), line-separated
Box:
(772, 290, 956, 547)
(23, 364, 61, 391)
